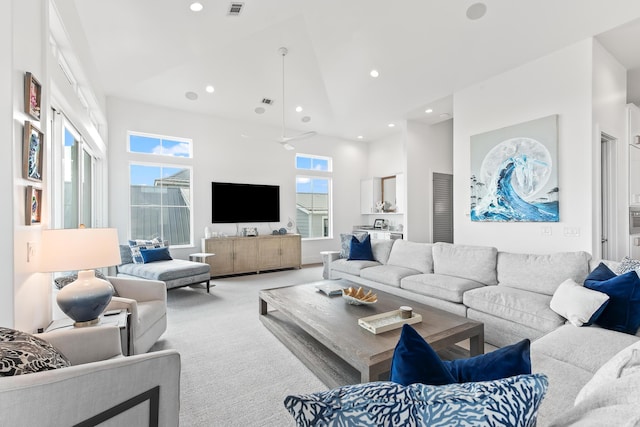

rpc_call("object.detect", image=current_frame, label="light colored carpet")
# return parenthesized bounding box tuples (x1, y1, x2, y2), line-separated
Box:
(150, 266, 327, 426)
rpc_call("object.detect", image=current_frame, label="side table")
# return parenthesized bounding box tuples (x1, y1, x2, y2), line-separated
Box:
(189, 252, 215, 263)
(45, 309, 131, 356)
(320, 250, 341, 279)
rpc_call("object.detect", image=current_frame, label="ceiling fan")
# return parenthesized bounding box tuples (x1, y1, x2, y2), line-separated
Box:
(276, 47, 316, 150)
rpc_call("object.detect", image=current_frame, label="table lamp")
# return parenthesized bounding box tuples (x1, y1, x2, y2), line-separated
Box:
(40, 227, 121, 327)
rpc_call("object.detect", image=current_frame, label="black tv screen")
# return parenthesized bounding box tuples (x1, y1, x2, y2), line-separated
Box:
(212, 182, 280, 223)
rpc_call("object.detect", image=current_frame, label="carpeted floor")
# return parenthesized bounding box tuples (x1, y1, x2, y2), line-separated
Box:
(150, 266, 327, 426)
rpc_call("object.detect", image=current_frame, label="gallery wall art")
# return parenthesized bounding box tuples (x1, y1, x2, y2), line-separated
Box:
(24, 72, 42, 121)
(470, 115, 559, 222)
(23, 121, 44, 182)
(26, 186, 42, 225)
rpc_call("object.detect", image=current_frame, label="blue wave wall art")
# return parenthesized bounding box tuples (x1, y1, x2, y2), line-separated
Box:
(471, 136, 559, 222)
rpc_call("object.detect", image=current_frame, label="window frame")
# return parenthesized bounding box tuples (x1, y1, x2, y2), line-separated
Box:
(295, 153, 333, 241)
(127, 130, 193, 158)
(127, 130, 194, 249)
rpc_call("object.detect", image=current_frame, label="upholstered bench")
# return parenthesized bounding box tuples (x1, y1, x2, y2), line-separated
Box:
(117, 245, 211, 292)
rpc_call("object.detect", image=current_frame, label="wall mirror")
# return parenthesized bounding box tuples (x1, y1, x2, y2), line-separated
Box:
(381, 175, 396, 212)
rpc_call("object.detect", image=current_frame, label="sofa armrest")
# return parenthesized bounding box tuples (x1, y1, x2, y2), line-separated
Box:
(0, 349, 180, 427)
(107, 276, 167, 303)
(35, 325, 123, 365)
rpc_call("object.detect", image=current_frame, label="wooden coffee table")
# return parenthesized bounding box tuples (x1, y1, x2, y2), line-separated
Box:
(259, 280, 484, 388)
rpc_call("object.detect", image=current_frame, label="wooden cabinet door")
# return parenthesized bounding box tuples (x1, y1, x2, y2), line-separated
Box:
(280, 235, 301, 268)
(203, 238, 234, 275)
(258, 237, 281, 270)
(233, 238, 258, 273)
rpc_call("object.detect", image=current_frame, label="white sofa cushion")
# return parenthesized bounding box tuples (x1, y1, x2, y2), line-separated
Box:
(531, 324, 639, 374)
(330, 258, 380, 276)
(464, 286, 564, 332)
(371, 239, 396, 264)
(497, 251, 591, 296)
(386, 240, 433, 273)
(401, 273, 485, 303)
(432, 242, 498, 285)
(360, 265, 420, 288)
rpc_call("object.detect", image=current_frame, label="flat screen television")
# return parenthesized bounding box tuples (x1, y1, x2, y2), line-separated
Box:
(211, 182, 280, 223)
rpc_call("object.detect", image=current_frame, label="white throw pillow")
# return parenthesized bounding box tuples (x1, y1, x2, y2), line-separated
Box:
(550, 278, 609, 327)
(574, 341, 640, 406)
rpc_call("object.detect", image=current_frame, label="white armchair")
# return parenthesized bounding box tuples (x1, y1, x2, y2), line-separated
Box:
(0, 326, 180, 426)
(105, 276, 168, 355)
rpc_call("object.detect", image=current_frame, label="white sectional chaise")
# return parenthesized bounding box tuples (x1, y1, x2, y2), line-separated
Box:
(328, 239, 640, 426)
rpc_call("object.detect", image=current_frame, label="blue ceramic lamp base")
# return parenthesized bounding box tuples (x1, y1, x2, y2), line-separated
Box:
(56, 270, 114, 327)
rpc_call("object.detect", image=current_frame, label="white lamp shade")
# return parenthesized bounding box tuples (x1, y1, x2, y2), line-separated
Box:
(40, 228, 121, 272)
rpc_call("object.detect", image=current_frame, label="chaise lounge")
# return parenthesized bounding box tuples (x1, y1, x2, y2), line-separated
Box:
(116, 244, 212, 293)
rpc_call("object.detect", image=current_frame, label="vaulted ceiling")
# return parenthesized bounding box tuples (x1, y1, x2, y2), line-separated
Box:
(55, 0, 640, 141)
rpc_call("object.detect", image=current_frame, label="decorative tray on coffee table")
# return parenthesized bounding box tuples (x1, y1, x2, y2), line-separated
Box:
(358, 310, 422, 334)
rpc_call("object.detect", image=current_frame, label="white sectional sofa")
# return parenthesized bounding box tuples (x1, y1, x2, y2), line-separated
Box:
(328, 239, 640, 425)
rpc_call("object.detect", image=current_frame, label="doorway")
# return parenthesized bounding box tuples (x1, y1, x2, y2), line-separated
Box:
(601, 132, 617, 260)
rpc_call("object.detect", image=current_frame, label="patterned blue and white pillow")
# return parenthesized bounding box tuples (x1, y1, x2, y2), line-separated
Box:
(616, 256, 640, 275)
(128, 238, 164, 264)
(284, 374, 548, 427)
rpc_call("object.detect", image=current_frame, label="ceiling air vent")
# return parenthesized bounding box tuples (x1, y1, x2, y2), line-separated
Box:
(228, 2, 244, 16)
(261, 98, 274, 105)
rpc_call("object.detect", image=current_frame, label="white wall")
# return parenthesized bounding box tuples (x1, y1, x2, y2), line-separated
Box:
(0, 1, 14, 328)
(453, 39, 595, 254)
(11, 0, 52, 332)
(592, 40, 628, 260)
(107, 97, 368, 265)
(406, 119, 453, 242)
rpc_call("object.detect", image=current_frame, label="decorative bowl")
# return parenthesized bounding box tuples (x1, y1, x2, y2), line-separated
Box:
(342, 287, 377, 305)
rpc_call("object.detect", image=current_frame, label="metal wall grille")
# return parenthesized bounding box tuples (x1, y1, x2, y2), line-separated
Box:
(433, 173, 453, 243)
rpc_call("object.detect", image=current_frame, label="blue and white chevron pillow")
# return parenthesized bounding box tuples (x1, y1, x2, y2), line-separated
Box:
(128, 238, 164, 264)
(284, 374, 548, 427)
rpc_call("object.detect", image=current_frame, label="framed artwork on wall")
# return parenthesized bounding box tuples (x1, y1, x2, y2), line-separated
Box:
(23, 121, 44, 182)
(24, 72, 42, 121)
(26, 186, 42, 225)
(470, 114, 559, 222)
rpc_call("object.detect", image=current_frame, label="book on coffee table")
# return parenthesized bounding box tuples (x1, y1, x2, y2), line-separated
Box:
(315, 282, 345, 297)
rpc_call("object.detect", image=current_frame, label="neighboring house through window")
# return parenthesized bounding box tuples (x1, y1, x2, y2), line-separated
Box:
(295, 154, 332, 239)
(128, 132, 193, 247)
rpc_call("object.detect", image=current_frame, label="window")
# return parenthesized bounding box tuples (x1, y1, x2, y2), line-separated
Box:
(296, 154, 332, 239)
(128, 132, 193, 247)
(62, 123, 95, 228)
(129, 133, 192, 158)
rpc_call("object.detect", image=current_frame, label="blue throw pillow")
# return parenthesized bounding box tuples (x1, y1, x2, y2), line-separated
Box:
(390, 324, 531, 386)
(348, 234, 375, 261)
(390, 324, 455, 386)
(445, 338, 531, 383)
(140, 247, 172, 263)
(585, 262, 617, 284)
(584, 264, 640, 334)
(284, 375, 548, 427)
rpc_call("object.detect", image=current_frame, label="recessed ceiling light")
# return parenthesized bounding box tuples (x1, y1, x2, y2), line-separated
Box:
(425, 108, 433, 114)
(388, 123, 395, 128)
(295, 106, 303, 113)
(301, 116, 311, 123)
(205, 85, 214, 93)
(370, 69, 380, 78)
(185, 91, 198, 100)
(357, 135, 364, 140)
(190, 2, 204, 12)
(439, 113, 451, 119)
(254, 106, 265, 114)
(240, 133, 249, 138)
(466, 3, 487, 20)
